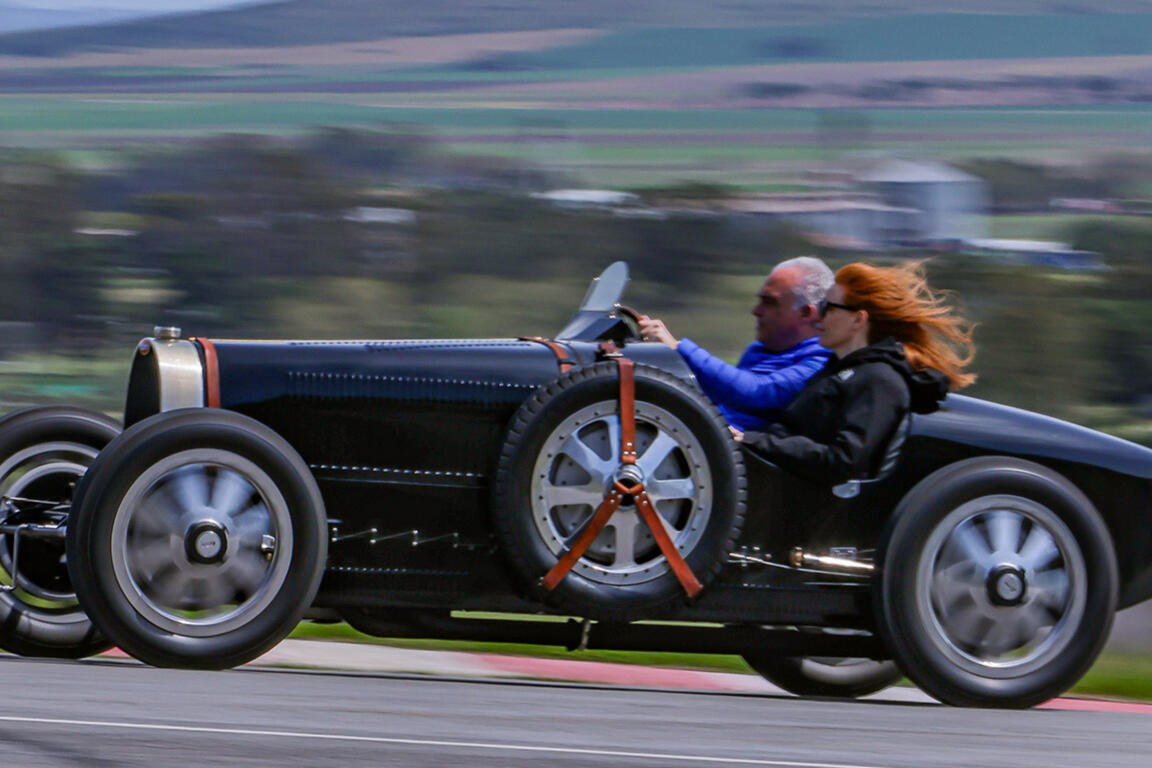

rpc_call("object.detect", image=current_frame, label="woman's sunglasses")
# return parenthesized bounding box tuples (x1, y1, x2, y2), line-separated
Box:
(817, 299, 858, 317)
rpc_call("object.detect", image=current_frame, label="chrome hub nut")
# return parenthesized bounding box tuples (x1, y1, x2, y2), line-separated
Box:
(185, 521, 228, 565)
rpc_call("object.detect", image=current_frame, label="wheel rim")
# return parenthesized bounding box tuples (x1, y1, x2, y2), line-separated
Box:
(915, 494, 1087, 678)
(0, 441, 97, 606)
(110, 448, 293, 637)
(530, 400, 712, 585)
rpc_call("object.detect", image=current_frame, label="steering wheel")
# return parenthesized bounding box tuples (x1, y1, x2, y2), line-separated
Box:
(613, 304, 645, 342)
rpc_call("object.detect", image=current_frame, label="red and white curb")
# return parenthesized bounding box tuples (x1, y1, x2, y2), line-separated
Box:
(99, 640, 1152, 713)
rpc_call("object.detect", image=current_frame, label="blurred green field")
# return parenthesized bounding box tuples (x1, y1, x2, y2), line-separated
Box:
(8, 100, 1152, 134)
(0, 354, 129, 416)
(5, 99, 1152, 187)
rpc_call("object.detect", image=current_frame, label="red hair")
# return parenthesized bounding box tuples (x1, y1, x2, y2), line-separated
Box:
(836, 261, 976, 389)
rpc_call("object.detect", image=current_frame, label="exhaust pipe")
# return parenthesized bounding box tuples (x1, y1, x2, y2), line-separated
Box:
(790, 547, 874, 574)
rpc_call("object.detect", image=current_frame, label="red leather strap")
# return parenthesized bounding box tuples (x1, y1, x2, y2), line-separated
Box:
(191, 337, 220, 408)
(521, 336, 575, 372)
(541, 482, 627, 590)
(618, 357, 637, 464)
(632, 489, 703, 597)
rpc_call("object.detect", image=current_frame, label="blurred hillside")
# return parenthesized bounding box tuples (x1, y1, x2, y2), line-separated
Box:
(0, 3, 150, 34)
(4, 0, 1152, 55)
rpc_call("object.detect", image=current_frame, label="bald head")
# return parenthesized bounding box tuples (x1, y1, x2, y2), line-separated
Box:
(772, 256, 834, 309)
(751, 257, 833, 352)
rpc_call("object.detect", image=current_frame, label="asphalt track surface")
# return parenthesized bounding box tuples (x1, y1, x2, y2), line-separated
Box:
(1, 656, 1150, 768)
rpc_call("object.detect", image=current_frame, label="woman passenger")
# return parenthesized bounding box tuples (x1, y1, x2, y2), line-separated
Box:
(736, 261, 975, 486)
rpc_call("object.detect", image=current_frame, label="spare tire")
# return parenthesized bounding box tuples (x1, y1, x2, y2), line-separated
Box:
(492, 361, 745, 620)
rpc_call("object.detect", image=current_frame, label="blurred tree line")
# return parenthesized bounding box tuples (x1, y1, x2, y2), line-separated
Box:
(0, 129, 803, 347)
(1, 128, 1152, 438)
(954, 157, 1152, 212)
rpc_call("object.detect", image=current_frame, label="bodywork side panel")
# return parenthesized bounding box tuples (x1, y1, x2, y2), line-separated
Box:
(207, 339, 711, 612)
(125, 336, 1152, 619)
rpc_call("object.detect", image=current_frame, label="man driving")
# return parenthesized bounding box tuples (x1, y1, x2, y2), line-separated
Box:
(638, 256, 833, 431)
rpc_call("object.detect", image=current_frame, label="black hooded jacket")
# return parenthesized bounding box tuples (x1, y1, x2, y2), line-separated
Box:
(740, 338, 950, 486)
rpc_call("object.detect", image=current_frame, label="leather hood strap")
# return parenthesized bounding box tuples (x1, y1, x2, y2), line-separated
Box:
(521, 336, 575, 372)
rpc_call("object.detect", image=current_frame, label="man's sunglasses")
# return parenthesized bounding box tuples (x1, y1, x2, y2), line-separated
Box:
(817, 299, 858, 317)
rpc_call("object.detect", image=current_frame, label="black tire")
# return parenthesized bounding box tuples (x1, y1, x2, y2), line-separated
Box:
(0, 406, 119, 658)
(67, 408, 327, 670)
(493, 362, 745, 620)
(876, 457, 1117, 708)
(743, 655, 901, 698)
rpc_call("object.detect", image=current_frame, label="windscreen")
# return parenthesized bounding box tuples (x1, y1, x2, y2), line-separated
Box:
(555, 261, 630, 340)
(577, 261, 629, 312)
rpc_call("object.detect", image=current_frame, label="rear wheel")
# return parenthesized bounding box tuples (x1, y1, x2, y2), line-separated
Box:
(0, 406, 119, 658)
(743, 654, 901, 698)
(876, 457, 1117, 708)
(67, 409, 327, 669)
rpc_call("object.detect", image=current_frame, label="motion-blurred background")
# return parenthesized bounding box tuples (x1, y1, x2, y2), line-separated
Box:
(3, 0, 1152, 427)
(4, 0, 1152, 674)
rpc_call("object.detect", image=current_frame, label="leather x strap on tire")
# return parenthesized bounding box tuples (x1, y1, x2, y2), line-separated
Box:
(541, 481, 628, 591)
(541, 357, 703, 598)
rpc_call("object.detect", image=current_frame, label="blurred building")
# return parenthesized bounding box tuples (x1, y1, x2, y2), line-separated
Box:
(716, 160, 990, 247)
(859, 159, 989, 242)
(532, 159, 990, 250)
(719, 193, 918, 250)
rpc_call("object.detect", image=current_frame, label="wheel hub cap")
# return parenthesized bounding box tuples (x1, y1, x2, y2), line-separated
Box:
(919, 497, 1088, 677)
(611, 463, 645, 490)
(529, 401, 712, 585)
(185, 521, 228, 565)
(111, 451, 294, 637)
(987, 564, 1026, 606)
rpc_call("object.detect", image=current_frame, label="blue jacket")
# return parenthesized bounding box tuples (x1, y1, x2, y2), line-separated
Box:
(677, 336, 831, 432)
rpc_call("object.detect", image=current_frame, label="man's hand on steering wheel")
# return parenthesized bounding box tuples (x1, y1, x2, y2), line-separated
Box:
(638, 315, 679, 350)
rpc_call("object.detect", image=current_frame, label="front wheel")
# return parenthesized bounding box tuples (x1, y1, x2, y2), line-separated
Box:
(67, 409, 327, 669)
(876, 457, 1117, 708)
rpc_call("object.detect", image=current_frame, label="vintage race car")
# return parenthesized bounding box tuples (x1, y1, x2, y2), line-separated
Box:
(0, 262, 1148, 708)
